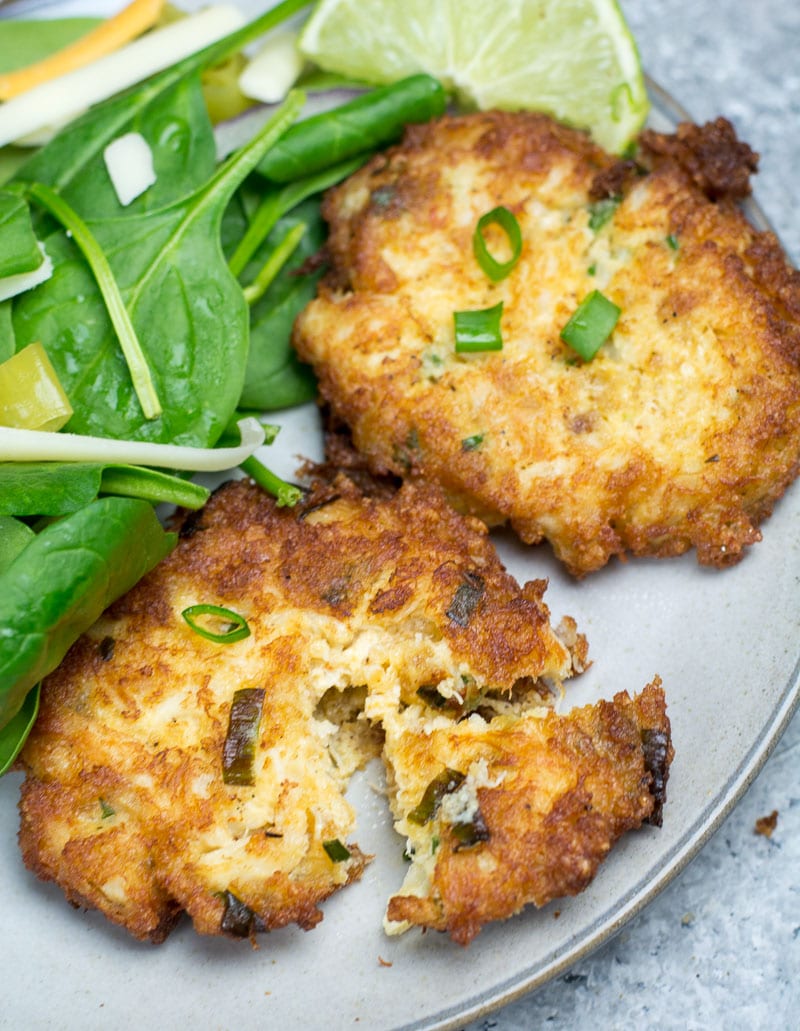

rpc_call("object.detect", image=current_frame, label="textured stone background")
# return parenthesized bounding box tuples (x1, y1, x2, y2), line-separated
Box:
(465, 2, 800, 1028)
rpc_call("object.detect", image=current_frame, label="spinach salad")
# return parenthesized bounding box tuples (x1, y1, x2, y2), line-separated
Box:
(0, 0, 446, 767)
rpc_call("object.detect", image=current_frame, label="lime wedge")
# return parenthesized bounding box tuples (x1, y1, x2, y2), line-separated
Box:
(299, 0, 649, 153)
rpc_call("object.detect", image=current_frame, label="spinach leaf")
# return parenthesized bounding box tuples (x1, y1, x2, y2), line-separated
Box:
(0, 191, 41, 278)
(257, 74, 446, 183)
(19, 74, 218, 221)
(0, 301, 14, 362)
(0, 18, 101, 74)
(10, 0, 311, 199)
(0, 462, 209, 516)
(0, 147, 28, 189)
(0, 515, 34, 573)
(0, 496, 175, 735)
(0, 683, 39, 776)
(12, 93, 304, 446)
(241, 199, 326, 411)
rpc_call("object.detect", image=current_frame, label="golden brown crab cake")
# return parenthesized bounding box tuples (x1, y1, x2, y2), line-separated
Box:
(293, 111, 800, 575)
(17, 476, 581, 943)
(383, 679, 672, 946)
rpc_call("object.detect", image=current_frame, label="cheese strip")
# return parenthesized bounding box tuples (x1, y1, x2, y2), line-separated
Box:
(0, 0, 166, 102)
(0, 5, 246, 149)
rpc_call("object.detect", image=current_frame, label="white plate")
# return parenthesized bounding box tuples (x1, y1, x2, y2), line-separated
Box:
(2, 4, 800, 1029)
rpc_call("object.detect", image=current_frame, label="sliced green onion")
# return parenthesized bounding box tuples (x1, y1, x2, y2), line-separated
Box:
(222, 686, 265, 786)
(0, 341, 73, 432)
(472, 205, 522, 282)
(242, 222, 306, 306)
(24, 182, 162, 420)
(451, 809, 490, 851)
(408, 768, 465, 825)
(322, 838, 351, 862)
(220, 890, 257, 938)
(182, 603, 251, 644)
(99, 798, 115, 820)
(0, 681, 39, 775)
(666, 233, 680, 251)
(588, 196, 620, 232)
(560, 290, 621, 362)
(454, 301, 504, 353)
(416, 684, 448, 709)
(461, 433, 484, 452)
(446, 571, 485, 627)
(240, 455, 303, 508)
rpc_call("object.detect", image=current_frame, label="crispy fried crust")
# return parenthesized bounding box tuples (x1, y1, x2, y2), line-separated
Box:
(293, 111, 800, 574)
(17, 477, 578, 942)
(384, 680, 672, 945)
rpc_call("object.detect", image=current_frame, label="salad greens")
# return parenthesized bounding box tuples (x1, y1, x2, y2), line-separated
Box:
(0, 0, 448, 765)
(14, 91, 304, 442)
(0, 18, 102, 75)
(0, 496, 175, 742)
(0, 191, 42, 278)
(0, 462, 209, 516)
(257, 74, 446, 183)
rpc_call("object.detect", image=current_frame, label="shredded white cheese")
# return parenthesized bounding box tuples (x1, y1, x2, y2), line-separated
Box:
(239, 30, 304, 105)
(0, 5, 247, 149)
(103, 132, 157, 206)
(0, 243, 52, 302)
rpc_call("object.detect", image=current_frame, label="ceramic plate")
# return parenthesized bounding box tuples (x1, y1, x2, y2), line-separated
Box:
(2, 3, 799, 1028)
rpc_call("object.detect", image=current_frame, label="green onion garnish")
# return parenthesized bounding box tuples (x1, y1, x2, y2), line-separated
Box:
(240, 455, 303, 508)
(408, 768, 465, 825)
(451, 810, 490, 851)
(461, 433, 484, 452)
(454, 301, 504, 353)
(588, 197, 620, 232)
(99, 798, 115, 820)
(182, 603, 251, 644)
(323, 838, 351, 862)
(472, 206, 522, 281)
(220, 890, 257, 938)
(222, 687, 265, 786)
(25, 182, 162, 421)
(560, 290, 621, 362)
(666, 233, 680, 251)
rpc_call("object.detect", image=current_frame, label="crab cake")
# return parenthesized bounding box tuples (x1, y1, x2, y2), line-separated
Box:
(16, 476, 581, 943)
(382, 679, 671, 945)
(293, 111, 800, 575)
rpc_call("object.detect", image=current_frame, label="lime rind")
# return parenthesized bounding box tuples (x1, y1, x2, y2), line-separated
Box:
(298, 0, 650, 153)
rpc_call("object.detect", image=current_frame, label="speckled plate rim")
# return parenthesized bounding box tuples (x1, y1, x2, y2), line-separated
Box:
(414, 76, 800, 1031)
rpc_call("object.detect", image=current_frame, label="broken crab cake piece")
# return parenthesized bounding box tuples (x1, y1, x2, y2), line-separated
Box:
(383, 679, 672, 946)
(294, 110, 800, 575)
(17, 476, 580, 942)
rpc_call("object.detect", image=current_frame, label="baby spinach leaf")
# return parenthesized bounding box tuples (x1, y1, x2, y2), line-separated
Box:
(241, 199, 326, 411)
(0, 301, 14, 362)
(0, 462, 209, 516)
(20, 75, 218, 221)
(12, 93, 305, 446)
(0, 496, 176, 736)
(0, 516, 34, 574)
(0, 147, 28, 189)
(11, 0, 311, 200)
(0, 682, 39, 776)
(257, 75, 446, 183)
(0, 19, 101, 74)
(0, 191, 41, 278)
